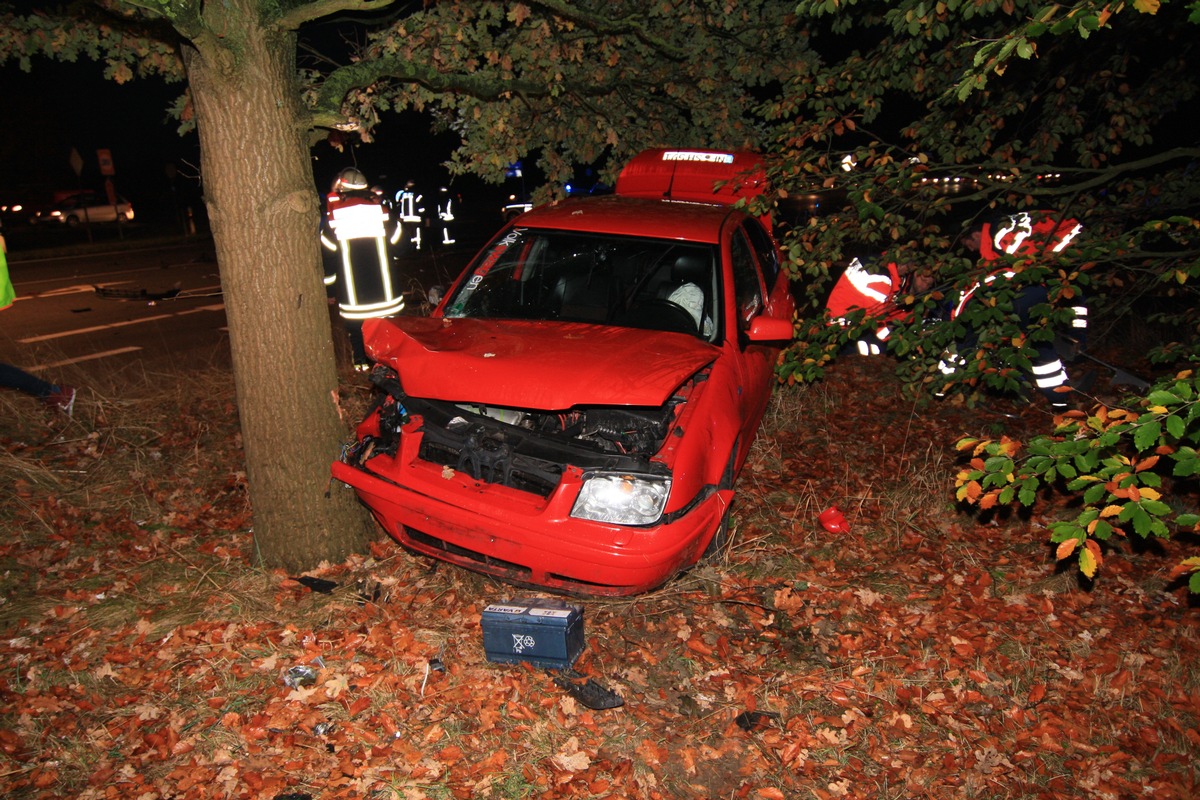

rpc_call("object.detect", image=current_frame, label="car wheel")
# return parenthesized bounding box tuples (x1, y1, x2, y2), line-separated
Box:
(703, 443, 740, 559)
(65, 215, 81, 227)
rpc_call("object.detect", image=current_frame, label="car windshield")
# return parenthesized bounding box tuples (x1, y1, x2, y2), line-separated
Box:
(442, 229, 720, 340)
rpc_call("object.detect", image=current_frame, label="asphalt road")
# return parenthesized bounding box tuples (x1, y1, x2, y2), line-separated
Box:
(1, 223, 488, 382)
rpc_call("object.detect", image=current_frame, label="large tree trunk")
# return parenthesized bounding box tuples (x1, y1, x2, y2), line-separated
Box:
(182, 2, 375, 570)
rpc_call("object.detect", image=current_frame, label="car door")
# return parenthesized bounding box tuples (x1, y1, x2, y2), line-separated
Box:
(719, 220, 770, 453)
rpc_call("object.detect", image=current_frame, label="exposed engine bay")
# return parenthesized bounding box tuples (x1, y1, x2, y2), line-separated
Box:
(345, 365, 694, 497)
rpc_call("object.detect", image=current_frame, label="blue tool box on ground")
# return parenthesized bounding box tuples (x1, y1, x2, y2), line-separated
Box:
(481, 598, 584, 669)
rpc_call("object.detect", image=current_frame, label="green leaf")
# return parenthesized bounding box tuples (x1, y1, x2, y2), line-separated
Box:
(1174, 457, 1199, 477)
(1083, 483, 1108, 504)
(984, 455, 1014, 473)
(1147, 390, 1181, 405)
(1131, 506, 1154, 537)
(1050, 522, 1082, 542)
(1134, 420, 1162, 451)
(1139, 499, 1172, 516)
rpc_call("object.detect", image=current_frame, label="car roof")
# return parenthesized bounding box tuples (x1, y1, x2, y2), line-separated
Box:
(513, 195, 739, 244)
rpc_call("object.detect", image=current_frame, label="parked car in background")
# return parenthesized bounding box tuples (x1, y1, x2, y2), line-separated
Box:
(30, 192, 134, 226)
(332, 148, 796, 596)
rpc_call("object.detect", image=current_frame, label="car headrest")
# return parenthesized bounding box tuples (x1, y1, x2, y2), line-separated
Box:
(673, 252, 708, 284)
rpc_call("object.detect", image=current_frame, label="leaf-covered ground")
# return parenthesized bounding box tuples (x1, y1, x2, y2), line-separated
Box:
(1, 357, 1197, 800)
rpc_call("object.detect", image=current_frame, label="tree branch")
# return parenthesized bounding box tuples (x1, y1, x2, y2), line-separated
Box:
(528, 0, 690, 60)
(314, 56, 580, 124)
(1019, 148, 1200, 197)
(278, 0, 397, 31)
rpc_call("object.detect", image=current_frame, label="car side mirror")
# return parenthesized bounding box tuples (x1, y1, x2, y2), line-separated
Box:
(745, 315, 794, 342)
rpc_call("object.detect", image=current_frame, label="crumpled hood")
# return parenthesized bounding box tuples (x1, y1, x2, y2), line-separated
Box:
(363, 316, 718, 409)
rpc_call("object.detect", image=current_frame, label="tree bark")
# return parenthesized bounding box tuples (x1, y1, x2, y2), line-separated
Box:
(181, 0, 376, 570)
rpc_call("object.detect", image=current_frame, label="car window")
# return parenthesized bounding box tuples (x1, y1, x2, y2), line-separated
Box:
(742, 218, 780, 289)
(729, 229, 763, 330)
(443, 229, 720, 341)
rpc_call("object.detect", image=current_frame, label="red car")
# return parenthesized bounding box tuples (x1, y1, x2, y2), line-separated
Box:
(331, 149, 795, 596)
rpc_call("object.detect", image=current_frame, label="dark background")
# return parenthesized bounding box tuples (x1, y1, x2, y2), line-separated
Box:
(0, 56, 514, 236)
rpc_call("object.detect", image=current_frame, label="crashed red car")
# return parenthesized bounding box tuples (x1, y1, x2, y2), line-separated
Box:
(331, 149, 795, 596)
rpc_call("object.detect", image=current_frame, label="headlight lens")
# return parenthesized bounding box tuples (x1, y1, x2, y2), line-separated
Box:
(571, 473, 671, 526)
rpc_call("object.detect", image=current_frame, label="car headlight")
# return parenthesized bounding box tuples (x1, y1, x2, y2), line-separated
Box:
(571, 473, 671, 526)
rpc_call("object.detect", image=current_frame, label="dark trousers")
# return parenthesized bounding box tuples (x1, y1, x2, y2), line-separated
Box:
(1, 362, 54, 398)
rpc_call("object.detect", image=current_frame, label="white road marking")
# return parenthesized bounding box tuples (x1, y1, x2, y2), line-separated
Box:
(17, 303, 226, 343)
(26, 347, 143, 372)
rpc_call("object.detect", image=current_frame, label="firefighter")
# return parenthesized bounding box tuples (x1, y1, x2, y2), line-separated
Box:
(825, 257, 933, 356)
(321, 167, 405, 369)
(938, 211, 1088, 410)
(825, 257, 905, 356)
(392, 180, 425, 253)
(435, 186, 456, 246)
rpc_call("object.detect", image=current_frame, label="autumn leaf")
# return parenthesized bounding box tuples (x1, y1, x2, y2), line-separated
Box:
(324, 674, 350, 698)
(1167, 557, 1200, 580)
(1079, 543, 1099, 578)
(1055, 538, 1079, 560)
(553, 749, 592, 772)
(286, 685, 320, 703)
(773, 587, 805, 613)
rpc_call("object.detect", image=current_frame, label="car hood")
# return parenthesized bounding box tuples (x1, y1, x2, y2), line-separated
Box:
(363, 316, 719, 409)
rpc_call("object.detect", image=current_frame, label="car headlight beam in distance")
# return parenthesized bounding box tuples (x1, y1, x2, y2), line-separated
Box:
(571, 473, 672, 526)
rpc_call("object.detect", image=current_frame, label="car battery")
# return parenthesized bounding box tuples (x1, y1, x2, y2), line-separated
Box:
(481, 598, 584, 669)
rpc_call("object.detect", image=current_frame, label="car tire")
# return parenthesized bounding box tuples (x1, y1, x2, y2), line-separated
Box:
(65, 215, 81, 227)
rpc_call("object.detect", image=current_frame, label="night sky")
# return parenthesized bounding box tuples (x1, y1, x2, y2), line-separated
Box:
(1, 55, 498, 225)
(1, 58, 197, 219)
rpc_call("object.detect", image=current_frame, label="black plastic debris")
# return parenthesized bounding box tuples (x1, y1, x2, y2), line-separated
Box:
(734, 710, 781, 732)
(93, 285, 182, 302)
(293, 576, 337, 594)
(551, 669, 624, 710)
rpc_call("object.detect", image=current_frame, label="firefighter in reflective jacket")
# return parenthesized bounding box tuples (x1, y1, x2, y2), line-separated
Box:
(436, 186, 456, 246)
(392, 180, 425, 253)
(320, 168, 404, 367)
(826, 257, 904, 355)
(825, 257, 933, 356)
(939, 211, 1088, 410)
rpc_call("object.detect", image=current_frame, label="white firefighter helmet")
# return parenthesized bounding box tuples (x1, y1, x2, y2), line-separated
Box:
(333, 167, 369, 193)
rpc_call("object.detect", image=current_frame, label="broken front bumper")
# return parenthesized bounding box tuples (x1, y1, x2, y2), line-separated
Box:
(331, 434, 730, 596)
